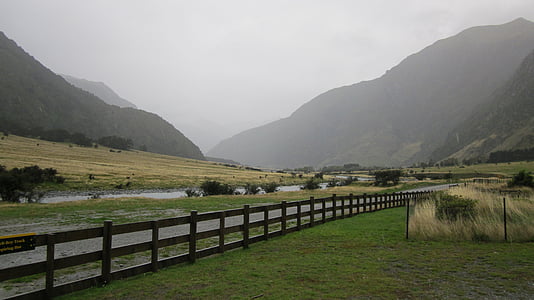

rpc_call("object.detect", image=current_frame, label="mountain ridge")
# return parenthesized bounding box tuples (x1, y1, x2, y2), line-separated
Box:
(0, 31, 205, 161)
(61, 74, 137, 109)
(208, 18, 534, 168)
(431, 48, 534, 163)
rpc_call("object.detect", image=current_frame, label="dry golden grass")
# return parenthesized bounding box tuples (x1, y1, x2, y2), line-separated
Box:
(0, 135, 311, 190)
(409, 183, 534, 241)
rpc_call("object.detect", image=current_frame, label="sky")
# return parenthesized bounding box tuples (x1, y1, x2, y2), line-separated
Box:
(1, 1, 534, 152)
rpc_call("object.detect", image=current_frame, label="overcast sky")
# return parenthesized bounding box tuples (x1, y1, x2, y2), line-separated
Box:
(1, 1, 534, 152)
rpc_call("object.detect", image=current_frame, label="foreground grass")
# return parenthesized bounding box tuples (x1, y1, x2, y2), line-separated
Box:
(0, 135, 311, 191)
(59, 208, 534, 299)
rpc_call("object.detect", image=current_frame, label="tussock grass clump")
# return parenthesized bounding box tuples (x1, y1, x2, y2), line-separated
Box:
(410, 183, 534, 242)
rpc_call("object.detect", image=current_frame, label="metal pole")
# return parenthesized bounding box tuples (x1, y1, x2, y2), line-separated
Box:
(503, 197, 508, 241)
(405, 197, 410, 239)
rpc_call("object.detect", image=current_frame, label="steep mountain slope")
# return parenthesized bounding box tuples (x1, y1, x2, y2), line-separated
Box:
(61, 74, 137, 108)
(209, 18, 534, 168)
(432, 49, 534, 162)
(0, 31, 204, 160)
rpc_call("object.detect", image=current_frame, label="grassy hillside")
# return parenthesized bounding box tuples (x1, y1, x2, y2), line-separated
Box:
(58, 208, 534, 299)
(0, 31, 203, 160)
(0, 135, 310, 191)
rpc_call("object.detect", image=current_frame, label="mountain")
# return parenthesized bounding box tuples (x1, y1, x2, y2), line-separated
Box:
(61, 74, 137, 108)
(0, 31, 204, 160)
(431, 48, 534, 162)
(208, 18, 534, 168)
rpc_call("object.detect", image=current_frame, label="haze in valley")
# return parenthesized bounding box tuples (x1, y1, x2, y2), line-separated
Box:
(1, 1, 534, 152)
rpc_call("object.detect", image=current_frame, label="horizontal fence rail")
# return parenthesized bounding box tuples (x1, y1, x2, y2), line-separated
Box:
(1, 191, 431, 299)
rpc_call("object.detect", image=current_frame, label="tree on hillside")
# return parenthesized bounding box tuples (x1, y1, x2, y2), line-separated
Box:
(98, 136, 133, 150)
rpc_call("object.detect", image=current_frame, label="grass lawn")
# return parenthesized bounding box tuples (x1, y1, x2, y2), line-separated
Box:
(58, 208, 534, 299)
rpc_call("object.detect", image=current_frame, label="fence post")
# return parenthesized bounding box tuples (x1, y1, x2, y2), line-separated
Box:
(321, 198, 326, 223)
(310, 196, 315, 227)
(379, 194, 383, 210)
(151, 220, 159, 273)
(189, 211, 198, 263)
(281, 201, 287, 235)
(356, 195, 360, 214)
(243, 205, 250, 249)
(349, 194, 354, 217)
(296, 201, 302, 230)
(503, 197, 508, 242)
(45, 234, 55, 299)
(263, 206, 269, 240)
(342, 196, 347, 218)
(219, 211, 226, 253)
(362, 193, 367, 212)
(332, 194, 337, 220)
(102, 220, 112, 285)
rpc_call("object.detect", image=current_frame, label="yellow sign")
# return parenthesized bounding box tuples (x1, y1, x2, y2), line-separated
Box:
(0, 233, 36, 255)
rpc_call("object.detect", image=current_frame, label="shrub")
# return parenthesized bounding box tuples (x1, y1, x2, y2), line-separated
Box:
(374, 170, 402, 186)
(244, 183, 261, 195)
(435, 194, 477, 221)
(185, 189, 201, 197)
(200, 180, 235, 196)
(0, 165, 65, 203)
(301, 178, 320, 190)
(261, 182, 279, 193)
(327, 179, 339, 187)
(508, 170, 533, 188)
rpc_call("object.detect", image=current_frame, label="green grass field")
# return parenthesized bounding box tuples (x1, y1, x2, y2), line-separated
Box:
(0, 135, 311, 191)
(58, 208, 534, 299)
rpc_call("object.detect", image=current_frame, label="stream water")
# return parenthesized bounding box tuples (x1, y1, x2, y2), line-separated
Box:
(40, 177, 373, 203)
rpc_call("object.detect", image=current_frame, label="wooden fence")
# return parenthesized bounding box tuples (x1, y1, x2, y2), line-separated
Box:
(1, 191, 431, 299)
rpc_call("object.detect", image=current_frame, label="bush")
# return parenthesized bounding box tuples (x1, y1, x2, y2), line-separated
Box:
(327, 179, 339, 187)
(185, 189, 201, 197)
(374, 170, 402, 186)
(200, 180, 235, 196)
(435, 194, 477, 221)
(326, 176, 357, 188)
(261, 182, 279, 193)
(508, 170, 533, 188)
(301, 178, 320, 190)
(244, 183, 261, 195)
(0, 165, 65, 203)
